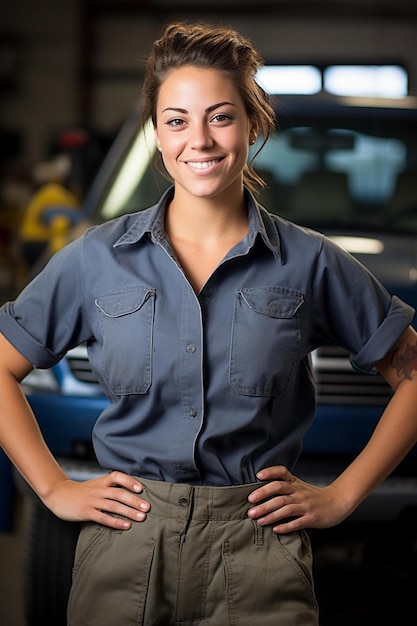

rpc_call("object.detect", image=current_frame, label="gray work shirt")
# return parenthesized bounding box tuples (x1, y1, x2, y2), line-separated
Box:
(0, 187, 414, 485)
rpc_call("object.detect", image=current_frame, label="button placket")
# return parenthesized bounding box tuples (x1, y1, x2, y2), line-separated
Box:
(185, 342, 199, 419)
(177, 290, 204, 482)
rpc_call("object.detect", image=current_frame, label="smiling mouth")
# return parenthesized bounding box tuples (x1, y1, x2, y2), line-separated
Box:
(186, 159, 221, 170)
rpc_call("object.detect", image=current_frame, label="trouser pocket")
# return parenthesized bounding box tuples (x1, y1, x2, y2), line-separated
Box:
(221, 522, 318, 626)
(67, 521, 156, 626)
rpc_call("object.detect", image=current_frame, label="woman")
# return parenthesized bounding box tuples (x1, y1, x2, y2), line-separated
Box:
(1, 21, 417, 626)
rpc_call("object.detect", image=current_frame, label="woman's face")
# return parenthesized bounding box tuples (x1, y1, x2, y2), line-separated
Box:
(154, 66, 255, 201)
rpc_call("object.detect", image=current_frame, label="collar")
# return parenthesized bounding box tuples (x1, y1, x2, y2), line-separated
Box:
(113, 185, 282, 262)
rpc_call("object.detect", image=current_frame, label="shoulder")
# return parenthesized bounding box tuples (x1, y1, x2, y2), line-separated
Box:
(259, 207, 366, 281)
(260, 206, 326, 254)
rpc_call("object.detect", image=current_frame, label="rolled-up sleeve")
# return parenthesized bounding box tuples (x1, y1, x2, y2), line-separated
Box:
(0, 236, 92, 368)
(351, 295, 415, 371)
(311, 236, 415, 372)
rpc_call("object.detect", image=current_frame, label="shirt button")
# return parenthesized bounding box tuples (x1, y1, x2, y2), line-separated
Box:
(189, 408, 197, 418)
(179, 497, 189, 507)
(186, 344, 196, 354)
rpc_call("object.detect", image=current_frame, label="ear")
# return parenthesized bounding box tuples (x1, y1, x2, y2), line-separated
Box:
(249, 121, 259, 145)
(154, 127, 161, 152)
(249, 129, 258, 145)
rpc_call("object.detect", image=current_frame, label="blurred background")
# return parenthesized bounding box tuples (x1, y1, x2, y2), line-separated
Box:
(1, 0, 417, 294)
(1, 1, 417, 625)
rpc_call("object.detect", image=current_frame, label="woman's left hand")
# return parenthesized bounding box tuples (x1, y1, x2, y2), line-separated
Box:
(247, 465, 353, 534)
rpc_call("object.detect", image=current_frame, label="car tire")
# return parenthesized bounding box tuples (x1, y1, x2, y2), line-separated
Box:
(23, 498, 81, 626)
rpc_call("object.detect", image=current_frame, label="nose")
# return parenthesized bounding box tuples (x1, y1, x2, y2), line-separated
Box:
(189, 122, 213, 150)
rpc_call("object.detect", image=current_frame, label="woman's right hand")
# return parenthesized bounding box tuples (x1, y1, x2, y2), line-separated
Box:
(43, 471, 151, 530)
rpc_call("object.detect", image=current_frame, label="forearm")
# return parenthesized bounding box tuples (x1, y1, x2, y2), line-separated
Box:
(0, 334, 150, 528)
(0, 370, 68, 502)
(331, 377, 417, 514)
(0, 376, 152, 527)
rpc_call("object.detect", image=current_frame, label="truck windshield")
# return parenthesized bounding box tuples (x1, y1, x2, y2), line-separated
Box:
(93, 101, 417, 235)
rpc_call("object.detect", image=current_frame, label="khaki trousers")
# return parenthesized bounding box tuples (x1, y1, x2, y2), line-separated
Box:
(67, 477, 319, 625)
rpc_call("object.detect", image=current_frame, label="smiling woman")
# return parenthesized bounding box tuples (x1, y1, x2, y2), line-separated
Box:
(152, 65, 260, 292)
(1, 20, 417, 626)
(141, 22, 275, 198)
(154, 67, 254, 205)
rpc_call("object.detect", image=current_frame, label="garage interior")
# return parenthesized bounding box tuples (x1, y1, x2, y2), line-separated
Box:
(1, 1, 417, 625)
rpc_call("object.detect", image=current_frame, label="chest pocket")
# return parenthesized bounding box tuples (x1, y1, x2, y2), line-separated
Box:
(95, 286, 156, 395)
(230, 287, 304, 397)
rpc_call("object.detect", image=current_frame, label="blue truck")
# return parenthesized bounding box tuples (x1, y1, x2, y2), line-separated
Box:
(2, 73, 417, 623)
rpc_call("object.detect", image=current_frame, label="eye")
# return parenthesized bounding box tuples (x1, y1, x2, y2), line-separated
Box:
(211, 113, 233, 124)
(166, 118, 185, 128)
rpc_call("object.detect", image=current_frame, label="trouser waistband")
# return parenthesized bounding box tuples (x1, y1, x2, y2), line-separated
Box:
(134, 476, 265, 521)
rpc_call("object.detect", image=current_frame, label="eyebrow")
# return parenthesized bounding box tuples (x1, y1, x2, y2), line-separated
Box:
(161, 101, 236, 114)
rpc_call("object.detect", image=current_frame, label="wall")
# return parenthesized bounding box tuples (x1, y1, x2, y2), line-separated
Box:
(1, 1, 417, 168)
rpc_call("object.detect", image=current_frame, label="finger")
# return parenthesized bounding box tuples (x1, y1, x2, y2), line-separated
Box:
(103, 487, 151, 513)
(248, 479, 295, 504)
(256, 465, 292, 481)
(97, 473, 151, 512)
(249, 499, 303, 527)
(88, 494, 150, 525)
(272, 516, 306, 534)
(248, 494, 291, 520)
(104, 471, 145, 494)
(92, 509, 138, 530)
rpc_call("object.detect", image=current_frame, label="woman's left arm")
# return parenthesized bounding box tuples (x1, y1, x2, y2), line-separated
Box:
(248, 326, 417, 533)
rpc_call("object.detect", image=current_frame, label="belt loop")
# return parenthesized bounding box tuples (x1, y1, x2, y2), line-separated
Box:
(253, 520, 264, 546)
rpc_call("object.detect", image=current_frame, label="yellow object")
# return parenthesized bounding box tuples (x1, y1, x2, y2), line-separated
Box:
(19, 182, 80, 243)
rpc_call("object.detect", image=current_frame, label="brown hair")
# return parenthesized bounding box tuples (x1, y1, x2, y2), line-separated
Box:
(140, 21, 276, 193)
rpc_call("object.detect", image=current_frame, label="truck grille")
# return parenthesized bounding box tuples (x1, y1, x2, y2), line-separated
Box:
(312, 346, 392, 406)
(66, 346, 99, 385)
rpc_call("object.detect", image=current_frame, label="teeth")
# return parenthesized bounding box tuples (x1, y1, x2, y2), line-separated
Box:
(188, 160, 218, 170)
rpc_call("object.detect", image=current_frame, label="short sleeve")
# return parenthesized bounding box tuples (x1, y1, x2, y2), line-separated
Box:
(351, 295, 414, 371)
(0, 236, 92, 368)
(312, 236, 415, 371)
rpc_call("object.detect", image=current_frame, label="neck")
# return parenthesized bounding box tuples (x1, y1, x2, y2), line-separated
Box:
(165, 184, 248, 244)
(163, 185, 249, 294)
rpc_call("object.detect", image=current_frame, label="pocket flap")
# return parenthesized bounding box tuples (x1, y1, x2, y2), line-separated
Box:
(95, 287, 155, 318)
(239, 287, 304, 319)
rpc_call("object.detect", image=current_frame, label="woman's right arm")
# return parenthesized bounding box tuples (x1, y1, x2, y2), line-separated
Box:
(0, 332, 150, 530)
